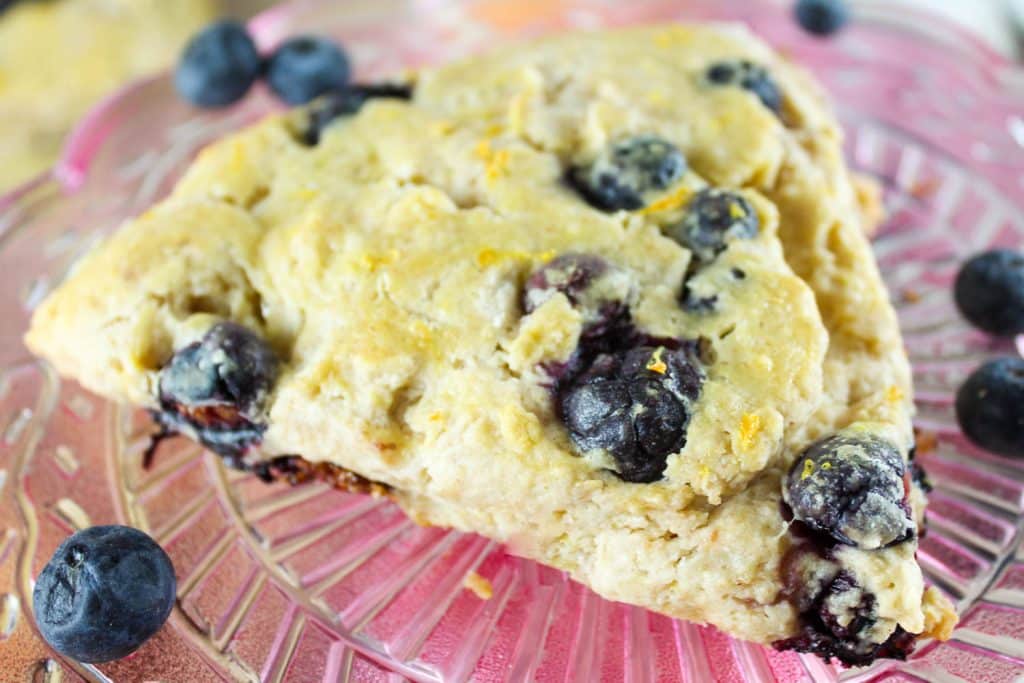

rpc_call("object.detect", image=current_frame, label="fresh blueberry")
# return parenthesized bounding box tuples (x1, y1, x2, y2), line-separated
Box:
(784, 432, 914, 549)
(157, 322, 279, 459)
(266, 36, 350, 105)
(953, 249, 1024, 336)
(523, 253, 635, 327)
(174, 20, 262, 108)
(33, 526, 176, 663)
(774, 556, 915, 665)
(558, 345, 704, 483)
(668, 189, 760, 264)
(569, 135, 687, 211)
(955, 357, 1024, 458)
(795, 0, 850, 37)
(706, 60, 783, 114)
(302, 83, 413, 145)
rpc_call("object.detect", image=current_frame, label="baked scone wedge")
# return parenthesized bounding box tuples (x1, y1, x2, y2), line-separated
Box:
(26, 24, 957, 664)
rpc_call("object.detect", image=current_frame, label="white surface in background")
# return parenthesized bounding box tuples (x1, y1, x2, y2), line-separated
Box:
(853, 0, 1020, 57)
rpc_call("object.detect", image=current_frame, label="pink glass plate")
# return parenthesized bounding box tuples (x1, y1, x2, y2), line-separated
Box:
(1, 0, 1024, 680)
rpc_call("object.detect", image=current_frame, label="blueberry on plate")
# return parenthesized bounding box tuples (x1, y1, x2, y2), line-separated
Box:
(558, 344, 704, 483)
(157, 321, 279, 459)
(784, 432, 914, 549)
(705, 60, 783, 114)
(953, 249, 1024, 336)
(569, 135, 687, 212)
(266, 35, 351, 105)
(956, 357, 1024, 458)
(33, 526, 176, 663)
(794, 0, 850, 37)
(174, 20, 262, 108)
(303, 83, 413, 145)
(668, 188, 760, 264)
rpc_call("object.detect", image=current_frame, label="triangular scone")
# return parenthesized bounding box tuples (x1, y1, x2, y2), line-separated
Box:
(26, 24, 956, 664)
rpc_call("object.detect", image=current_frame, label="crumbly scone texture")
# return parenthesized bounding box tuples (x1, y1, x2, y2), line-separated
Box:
(0, 0, 218, 191)
(26, 24, 956, 648)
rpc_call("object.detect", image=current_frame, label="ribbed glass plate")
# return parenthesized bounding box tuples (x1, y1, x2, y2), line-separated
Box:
(0, 1, 1023, 680)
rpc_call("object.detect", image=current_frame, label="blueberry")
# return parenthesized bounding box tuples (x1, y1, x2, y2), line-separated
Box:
(157, 322, 279, 458)
(558, 345, 704, 482)
(266, 36, 350, 105)
(569, 135, 687, 211)
(668, 189, 760, 264)
(953, 249, 1024, 336)
(174, 20, 262, 108)
(302, 83, 413, 145)
(33, 526, 176, 663)
(523, 253, 635, 327)
(784, 432, 914, 548)
(794, 0, 850, 37)
(706, 60, 783, 113)
(955, 357, 1024, 458)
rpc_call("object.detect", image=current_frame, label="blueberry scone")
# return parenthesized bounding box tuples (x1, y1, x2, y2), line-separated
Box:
(26, 25, 957, 664)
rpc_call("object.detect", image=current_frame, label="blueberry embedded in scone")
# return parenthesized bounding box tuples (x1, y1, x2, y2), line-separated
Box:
(301, 84, 414, 145)
(668, 188, 761, 265)
(569, 135, 688, 211)
(705, 59, 784, 113)
(155, 321, 278, 462)
(522, 253, 636, 329)
(558, 344, 705, 483)
(784, 429, 915, 549)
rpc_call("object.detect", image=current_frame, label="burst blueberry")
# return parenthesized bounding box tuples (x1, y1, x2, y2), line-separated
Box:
(157, 321, 279, 458)
(569, 135, 687, 211)
(783, 432, 914, 548)
(558, 345, 704, 483)
(266, 35, 351, 105)
(706, 60, 783, 113)
(955, 357, 1024, 458)
(174, 20, 262, 108)
(795, 0, 851, 37)
(668, 188, 760, 264)
(523, 253, 635, 327)
(33, 526, 176, 663)
(774, 557, 915, 665)
(953, 249, 1024, 336)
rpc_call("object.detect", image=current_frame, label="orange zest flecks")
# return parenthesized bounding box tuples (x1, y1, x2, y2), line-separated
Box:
(646, 347, 668, 375)
(474, 139, 493, 159)
(639, 185, 692, 215)
(738, 413, 762, 452)
(885, 385, 905, 403)
(800, 458, 815, 480)
(485, 149, 511, 181)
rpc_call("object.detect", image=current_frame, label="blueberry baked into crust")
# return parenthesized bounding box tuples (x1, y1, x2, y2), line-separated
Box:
(26, 25, 957, 663)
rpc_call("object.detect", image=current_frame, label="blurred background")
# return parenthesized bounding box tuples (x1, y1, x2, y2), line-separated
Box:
(0, 0, 1022, 196)
(0, 0, 275, 193)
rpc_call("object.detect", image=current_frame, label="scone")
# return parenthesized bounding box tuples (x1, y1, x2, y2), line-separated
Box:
(25, 24, 957, 664)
